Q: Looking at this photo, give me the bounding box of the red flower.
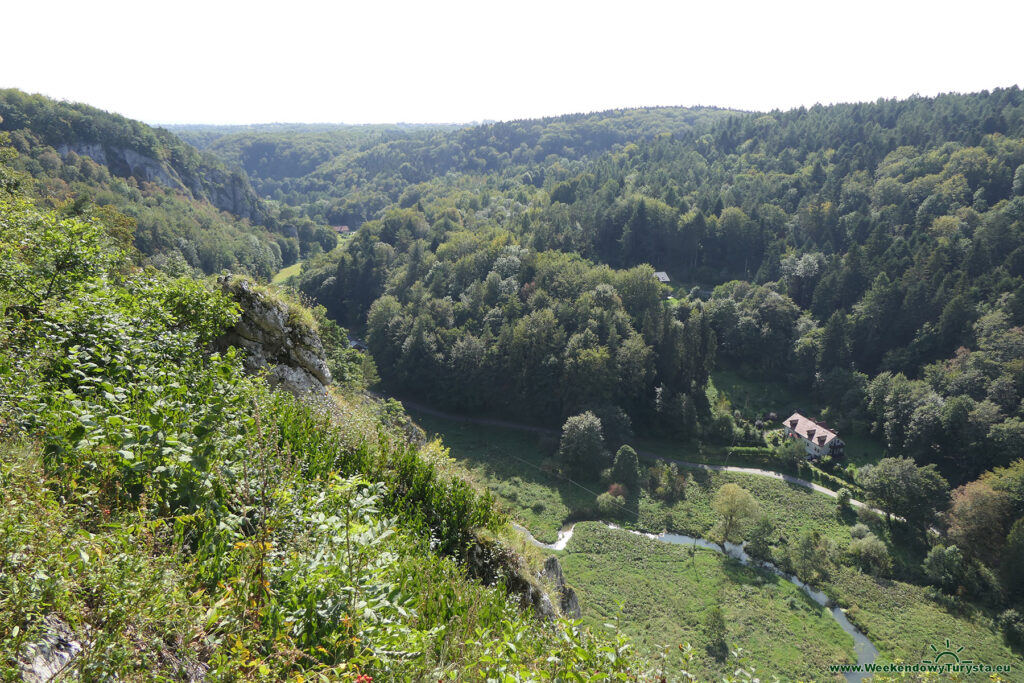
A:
[355,675,373,683]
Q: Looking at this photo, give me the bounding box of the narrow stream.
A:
[516,521,879,682]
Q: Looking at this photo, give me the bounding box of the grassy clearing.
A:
[824,567,1024,673]
[414,410,873,553]
[411,411,594,544]
[559,522,856,681]
[270,260,303,284]
[412,412,833,550]
[711,368,817,419]
[636,434,773,468]
[634,470,858,549]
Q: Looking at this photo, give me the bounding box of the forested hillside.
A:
[192,88,1024,486]
[173,107,736,228]
[0,90,338,278]
[6,86,1024,679]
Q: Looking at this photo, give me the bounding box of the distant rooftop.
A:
[782,412,840,446]
[654,271,670,283]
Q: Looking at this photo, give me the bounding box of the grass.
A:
[559,522,857,681]
[413,410,863,548]
[824,567,1024,673]
[711,368,816,419]
[634,470,858,549]
[411,411,592,544]
[840,431,888,469]
[413,409,1024,679]
[270,260,303,284]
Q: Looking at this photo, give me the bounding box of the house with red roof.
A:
[781,412,845,459]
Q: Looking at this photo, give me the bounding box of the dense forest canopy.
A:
[203,88,1024,487]
[172,107,738,228]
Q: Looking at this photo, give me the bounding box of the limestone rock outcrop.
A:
[541,556,582,619]
[467,531,581,621]
[216,276,331,397]
[55,143,266,223]
[19,615,82,683]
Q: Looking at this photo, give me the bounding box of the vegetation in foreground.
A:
[0,138,699,681]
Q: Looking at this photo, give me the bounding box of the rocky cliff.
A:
[215,276,331,397]
[55,141,266,223]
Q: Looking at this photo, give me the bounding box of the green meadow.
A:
[415,410,1023,678]
[271,260,303,284]
[559,522,855,681]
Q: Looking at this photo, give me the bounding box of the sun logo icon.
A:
[922,639,973,665]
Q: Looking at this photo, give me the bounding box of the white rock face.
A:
[57,142,185,190]
[19,615,82,683]
[55,143,266,222]
[216,276,331,397]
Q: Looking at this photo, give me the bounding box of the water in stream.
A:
[517,521,879,682]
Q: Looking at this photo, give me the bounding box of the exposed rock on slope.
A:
[18,615,82,683]
[541,555,582,619]
[468,531,581,620]
[53,141,265,222]
[55,142,182,190]
[216,275,331,397]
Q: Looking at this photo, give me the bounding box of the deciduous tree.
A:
[712,483,759,549]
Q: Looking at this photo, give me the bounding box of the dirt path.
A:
[402,398,884,514]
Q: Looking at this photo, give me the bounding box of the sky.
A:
[4,0,1023,126]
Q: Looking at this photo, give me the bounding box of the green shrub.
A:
[836,487,852,511]
[998,609,1024,648]
[596,491,626,517]
[848,533,891,576]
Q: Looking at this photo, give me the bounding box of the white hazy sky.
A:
[4,0,1022,125]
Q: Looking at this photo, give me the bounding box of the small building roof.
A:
[654,271,671,283]
[782,412,840,446]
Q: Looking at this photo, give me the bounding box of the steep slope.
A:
[0,90,338,279]
[0,133,674,681]
[0,89,265,221]
[286,88,1024,482]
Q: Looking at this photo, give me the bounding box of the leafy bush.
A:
[998,609,1024,648]
[646,459,687,502]
[558,411,607,478]
[923,545,967,593]
[848,533,891,576]
[836,487,852,512]
[596,491,626,517]
[607,483,627,499]
[610,444,640,496]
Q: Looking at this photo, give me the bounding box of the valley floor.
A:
[410,407,1024,681]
